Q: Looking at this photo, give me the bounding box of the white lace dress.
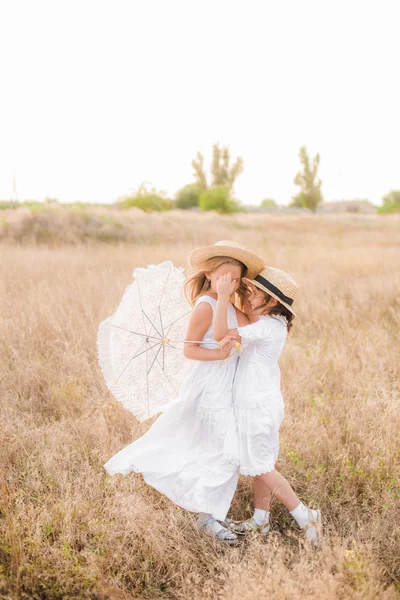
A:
[234,314,288,476]
[104,295,240,521]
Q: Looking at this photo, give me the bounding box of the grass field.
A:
[1,211,399,599]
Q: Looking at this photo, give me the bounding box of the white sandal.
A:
[199,517,239,545]
[301,509,321,543]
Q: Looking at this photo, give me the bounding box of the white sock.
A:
[197,513,223,533]
[290,502,318,528]
[253,508,270,526]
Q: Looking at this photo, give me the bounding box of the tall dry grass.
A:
[1,213,399,599]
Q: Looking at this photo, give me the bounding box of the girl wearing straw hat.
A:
[213,266,322,542]
[105,241,264,545]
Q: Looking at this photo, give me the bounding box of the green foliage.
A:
[121,195,172,212]
[0,200,19,210]
[191,143,244,192]
[22,201,47,213]
[191,152,208,191]
[119,183,172,212]
[198,186,239,213]
[210,143,244,189]
[378,190,400,214]
[175,183,202,209]
[0,200,49,212]
[261,198,277,209]
[291,146,323,212]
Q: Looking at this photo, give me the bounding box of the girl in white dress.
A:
[104,241,264,544]
[213,266,322,542]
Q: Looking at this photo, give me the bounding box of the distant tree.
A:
[210,144,244,189]
[199,186,239,213]
[191,152,208,191]
[261,198,277,209]
[291,146,323,212]
[191,143,244,192]
[378,190,400,214]
[119,183,172,212]
[175,183,202,209]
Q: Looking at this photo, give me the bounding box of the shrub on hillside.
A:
[118,184,172,212]
[175,183,202,209]
[120,195,172,212]
[0,200,19,210]
[261,198,277,209]
[378,190,400,214]
[199,186,239,213]
[0,200,49,212]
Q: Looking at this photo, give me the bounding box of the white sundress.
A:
[234,314,288,476]
[104,295,240,521]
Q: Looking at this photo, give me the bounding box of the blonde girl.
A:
[213,267,321,542]
[104,241,264,544]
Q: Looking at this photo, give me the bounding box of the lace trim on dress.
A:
[240,462,276,476]
[234,399,281,410]
[198,406,233,413]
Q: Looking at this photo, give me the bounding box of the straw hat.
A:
[243,266,299,316]
[188,240,264,279]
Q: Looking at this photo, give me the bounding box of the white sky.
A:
[0,0,399,206]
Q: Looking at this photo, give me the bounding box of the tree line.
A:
[2,144,398,213]
[120,143,400,214]
[120,143,324,213]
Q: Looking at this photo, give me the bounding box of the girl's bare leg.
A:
[256,469,301,512]
[253,476,272,511]
[228,477,271,533]
[236,471,321,541]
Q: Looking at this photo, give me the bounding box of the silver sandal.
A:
[199,518,239,545]
[225,517,270,536]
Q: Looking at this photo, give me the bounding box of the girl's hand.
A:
[218,336,236,360]
[216,273,236,299]
[243,296,258,322]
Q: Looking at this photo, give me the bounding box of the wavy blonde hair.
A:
[184,256,248,307]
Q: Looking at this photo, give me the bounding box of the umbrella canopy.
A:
[98,261,202,421]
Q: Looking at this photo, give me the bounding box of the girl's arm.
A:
[184,301,234,361]
[213,274,242,341]
[234,306,251,327]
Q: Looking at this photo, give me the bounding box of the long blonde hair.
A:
[184,256,248,307]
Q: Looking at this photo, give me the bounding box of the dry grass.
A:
[1,213,399,599]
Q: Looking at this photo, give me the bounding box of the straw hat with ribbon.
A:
[188,240,264,280]
[243,266,299,316]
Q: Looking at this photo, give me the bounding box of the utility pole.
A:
[11,171,19,203]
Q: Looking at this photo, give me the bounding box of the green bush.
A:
[261,198,277,209]
[0,200,47,212]
[120,195,171,212]
[378,191,400,214]
[175,183,202,209]
[199,186,239,213]
[0,200,19,210]
[22,201,47,213]
[118,183,172,212]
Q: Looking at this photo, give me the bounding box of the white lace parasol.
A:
[98,261,216,421]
